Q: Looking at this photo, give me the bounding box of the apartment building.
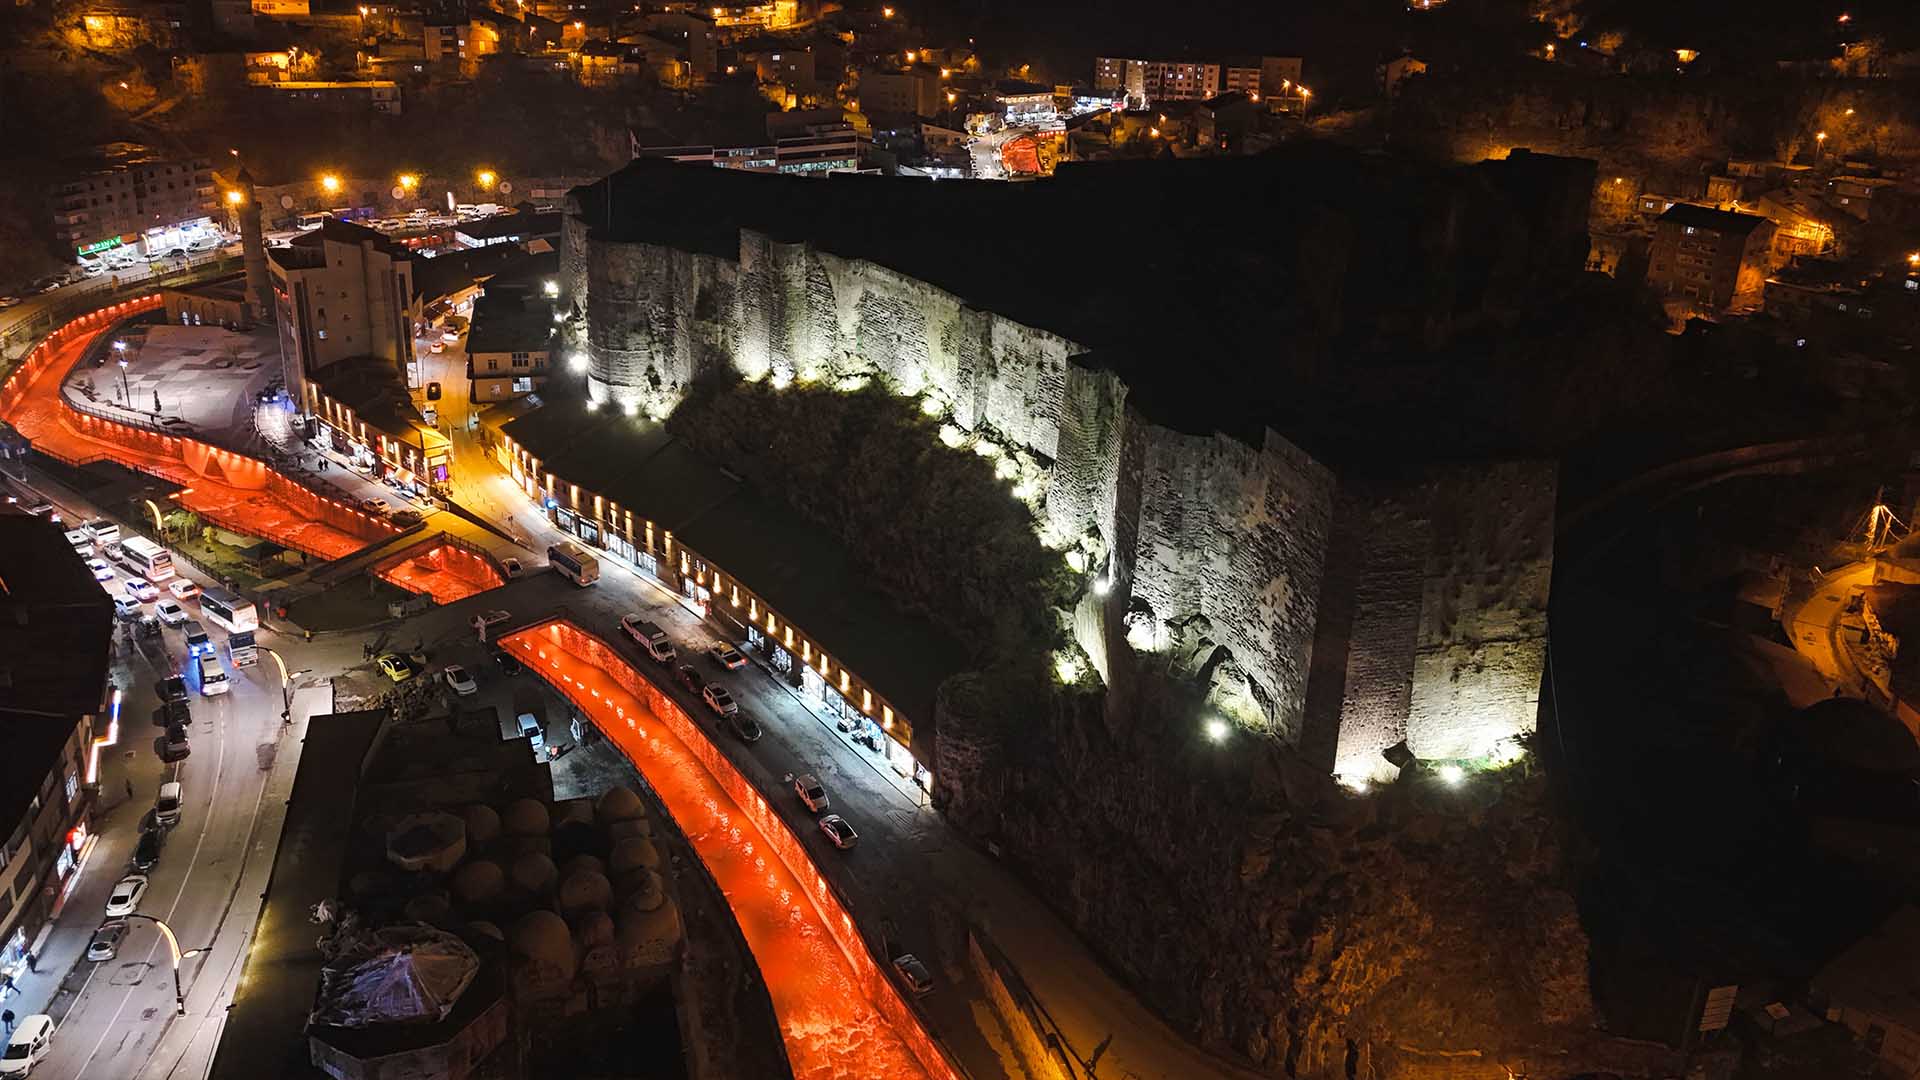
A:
[0,519,115,989]
[1094,54,1300,106]
[49,145,216,260]
[1646,203,1774,312]
[465,282,554,403]
[268,218,415,390]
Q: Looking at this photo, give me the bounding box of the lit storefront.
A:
[305,375,453,494]
[492,426,932,782]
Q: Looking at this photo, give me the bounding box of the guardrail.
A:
[512,619,968,1080]
[1,254,242,363]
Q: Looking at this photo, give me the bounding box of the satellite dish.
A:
[498,181,513,195]
[278,194,295,209]
[391,186,405,201]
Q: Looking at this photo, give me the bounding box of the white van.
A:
[81,518,119,546]
[155,781,183,827]
[0,1014,55,1075]
[198,653,229,696]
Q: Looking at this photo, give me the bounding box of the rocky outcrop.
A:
[938,663,1597,1078]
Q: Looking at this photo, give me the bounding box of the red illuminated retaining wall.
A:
[0,300,397,559]
[521,619,966,1080]
[371,532,506,604]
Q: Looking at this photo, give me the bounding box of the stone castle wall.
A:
[571,223,1552,774]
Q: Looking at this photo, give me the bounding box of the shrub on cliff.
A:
[669,376,1074,663]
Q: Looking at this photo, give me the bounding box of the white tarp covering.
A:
[311,925,479,1028]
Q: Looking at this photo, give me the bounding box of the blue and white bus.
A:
[199,586,258,634]
[548,541,600,587]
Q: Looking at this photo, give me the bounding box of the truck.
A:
[619,614,674,664]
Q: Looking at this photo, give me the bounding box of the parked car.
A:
[701,685,737,717]
[153,699,190,730]
[0,1014,55,1075]
[113,596,140,620]
[377,653,414,682]
[426,381,442,401]
[156,599,188,625]
[793,774,830,813]
[708,642,747,670]
[441,328,460,343]
[156,675,188,705]
[157,726,190,763]
[390,509,423,527]
[133,828,164,871]
[167,579,200,601]
[817,815,858,850]
[428,340,445,354]
[104,874,148,917]
[491,648,524,676]
[86,557,114,581]
[675,665,704,694]
[726,711,763,742]
[516,712,547,759]
[86,921,127,962]
[891,953,934,996]
[501,557,523,579]
[123,577,158,602]
[136,615,162,639]
[361,496,390,514]
[442,665,477,696]
[64,528,92,553]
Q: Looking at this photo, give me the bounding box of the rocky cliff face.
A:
[937,663,1599,1079]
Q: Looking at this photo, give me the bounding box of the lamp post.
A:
[121,914,208,1015]
[112,340,130,405]
[142,498,166,542]
[262,647,308,723]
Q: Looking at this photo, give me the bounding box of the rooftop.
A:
[411,246,555,305]
[569,144,1598,465]
[1656,202,1771,235]
[454,209,561,243]
[0,517,114,721]
[465,288,554,355]
[310,358,436,444]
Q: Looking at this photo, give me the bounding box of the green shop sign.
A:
[76,235,128,256]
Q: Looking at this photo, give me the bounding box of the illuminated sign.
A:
[76,235,128,256]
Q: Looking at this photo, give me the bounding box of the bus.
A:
[548,541,600,587]
[200,586,258,634]
[120,536,175,582]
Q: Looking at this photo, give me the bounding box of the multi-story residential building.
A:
[1646,203,1774,312]
[263,80,403,114]
[633,113,859,175]
[860,66,943,117]
[640,11,714,79]
[1095,54,1302,106]
[0,519,116,988]
[49,145,216,261]
[423,17,465,66]
[267,219,415,392]
[73,0,187,49]
[465,282,554,403]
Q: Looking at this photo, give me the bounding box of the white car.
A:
[442,665,477,696]
[361,496,390,514]
[155,599,188,626]
[104,874,148,917]
[87,558,114,581]
[817,815,858,850]
[123,577,158,602]
[64,529,92,553]
[794,774,830,813]
[167,579,200,601]
[701,684,737,717]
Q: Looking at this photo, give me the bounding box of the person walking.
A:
[124,777,134,802]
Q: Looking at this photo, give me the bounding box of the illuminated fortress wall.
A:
[573,223,1552,778]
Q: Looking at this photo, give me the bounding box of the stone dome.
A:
[558,869,613,916]
[553,799,594,830]
[462,804,501,849]
[508,910,576,981]
[403,893,451,924]
[616,899,683,966]
[501,798,549,837]
[561,854,606,880]
[465,920,504,941]
[616,868,666,912]
[449,860,505,906]
[609,837,661,876]
[509,852,557,896]
[594,786,646,823]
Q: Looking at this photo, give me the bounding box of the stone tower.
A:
[235,168,272,324]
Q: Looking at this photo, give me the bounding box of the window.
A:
[64,772,76,804]
[487,357,498,371]
[1684,226,1696,235]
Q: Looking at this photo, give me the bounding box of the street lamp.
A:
[476,169,497,190]
[142,498,165,541]
[397,173,419,194]
[113,341,131,405]
[120,914,208,1015]
[320,174,342,195]
[262,647,306,723]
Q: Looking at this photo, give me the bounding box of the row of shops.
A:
[302,372,452,499]
[520,442,934,791]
